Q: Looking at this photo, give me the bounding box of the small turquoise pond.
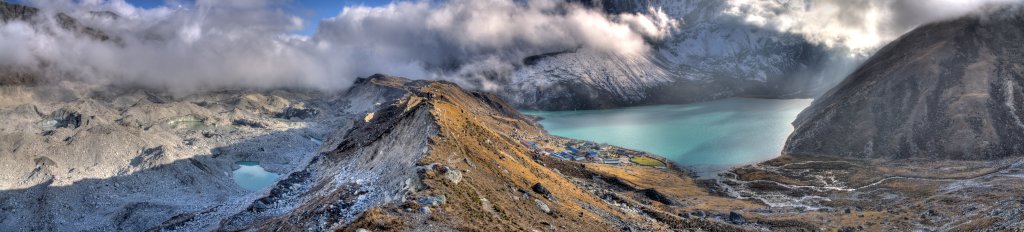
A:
[523,98,812,176]
[232,161,280,191]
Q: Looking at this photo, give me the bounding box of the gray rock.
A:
[418,195,447,207]
[130,146,165,166]
[480,198,494,213]
[403,177,424,195]
[463,157,477,169]
[531,183,550,195]
[275,107,318,120]
[534,199,551,214]
[231,119,266,128]
[728,211,746,224]
[638,188,673,205]
[252,200,270,210]
[443,167,462,185]
[39,109,82,132]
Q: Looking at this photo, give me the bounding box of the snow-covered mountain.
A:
[502,49,676,110]
[504,0,857,110]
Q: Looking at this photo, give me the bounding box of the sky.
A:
[12,0,397,35]
[153,0,398,35]
[290,0,393,35]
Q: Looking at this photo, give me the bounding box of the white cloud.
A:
[8,0,1011,94]
[725,0,1023,55]
[0,0,679,93]
[314,0,681,90]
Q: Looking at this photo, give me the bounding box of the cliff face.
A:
[784,8,1024,160]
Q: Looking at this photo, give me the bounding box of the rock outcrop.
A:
[784,7,1024,160]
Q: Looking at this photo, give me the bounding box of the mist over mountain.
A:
[0,0,678,95]
[504,0,1024,109]
[716,0,1022,55]
[2,0,1020,106]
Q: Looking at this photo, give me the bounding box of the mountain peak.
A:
[784,9,1024,160]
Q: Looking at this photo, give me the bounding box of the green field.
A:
[629,157,666,167]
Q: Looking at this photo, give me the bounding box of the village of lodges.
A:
[516,134,668,168]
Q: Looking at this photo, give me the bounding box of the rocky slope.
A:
[0,72,781,231]
[6,72,1023,231]
[218,75,772,231]
[216,74,1024,231]
[784,7,1024,160]
[504,0,851,110]
[0,80,356,231]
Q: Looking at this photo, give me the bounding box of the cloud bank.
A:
[725,0,1023,55]
[1,0,1020,94]
[0,0,677,93]
[2,0,327,94]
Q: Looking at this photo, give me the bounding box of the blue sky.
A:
[13,0,396,35]
[150,0,397,35]
[288,0,395,35]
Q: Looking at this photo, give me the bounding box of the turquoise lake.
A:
[524,98,813,176]
[232,161,280,191]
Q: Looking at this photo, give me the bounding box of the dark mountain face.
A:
[1,1,37,22]
[784,7,1024,160]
